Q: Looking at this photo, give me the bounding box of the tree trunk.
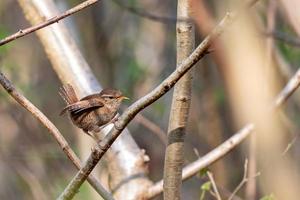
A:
[163,0,194,199]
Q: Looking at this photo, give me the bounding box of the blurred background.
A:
[0,0,300,199]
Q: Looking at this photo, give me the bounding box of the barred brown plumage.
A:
[59,84,128,137]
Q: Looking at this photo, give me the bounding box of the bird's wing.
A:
[60,99,104,116]
[80,94,101,101]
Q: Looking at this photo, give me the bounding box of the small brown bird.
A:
[59,84,128,136]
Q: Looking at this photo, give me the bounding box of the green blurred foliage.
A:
[276,23,300,67]
[200,181,211,191]
[213,87,226,106]
[277,40,300,66]
[199,168,209,178]
[259,194,275,200]
[199,181,212,200]
[75,182,95,200]
[0,26,11,54]
[124,58,146,93]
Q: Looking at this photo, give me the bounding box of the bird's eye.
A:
[102,95,115,99]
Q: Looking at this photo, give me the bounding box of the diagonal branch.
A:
[0,0,100,46]
[146,67,300,199]
[134,114,167,145]
[207,171,222,200]
[0,72,114,200]
[265,31,300,48]
[57,1,260,199]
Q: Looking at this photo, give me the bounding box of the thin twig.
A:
[274,69,300,107]
[147,124,254,198]
[282,135,298,156]
[229,160,248,200]
[229,159,260,200]
[57,1,262,199]
[112,0,186,23]
[246,136,257,200]
[209,191,218,199]
[146,68,300,199]
[0,0,100,46]
[0,72,114,200]
[265,31,300,48]
[207,171,222,200]
[134,114,167,145]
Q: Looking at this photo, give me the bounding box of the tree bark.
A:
[163,0,194,199]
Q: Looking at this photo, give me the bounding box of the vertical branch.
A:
[246,133,257,200]
[207,171,222,200]
[163,0,194,199]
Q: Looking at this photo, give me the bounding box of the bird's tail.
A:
[59,84,79,105]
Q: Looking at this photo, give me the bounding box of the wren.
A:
[59,84,128,136]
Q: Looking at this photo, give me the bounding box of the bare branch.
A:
[228,160,249,200]
[265,31,300,48]
[0,72,114,200]
[246,136,257,200]
[282,135,298,156]
[146,66,300,199]
[134,114,167,145]
[112,0,183,23]
[57,9,237,200]
[274,70,300,107]
[207,171,222,200]
[0,0,100,46]
[57,0,263,198]
[163,0,194,199]
[147,124,255,199]
[229,159,260,200]
[112,0,259,24]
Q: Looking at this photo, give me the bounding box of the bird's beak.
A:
[119,96,129,100]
